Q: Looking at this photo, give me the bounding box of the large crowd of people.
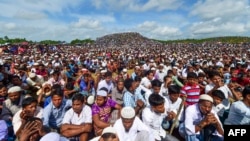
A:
[0,32,250,141]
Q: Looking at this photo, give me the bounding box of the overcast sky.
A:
[0,0,250,42]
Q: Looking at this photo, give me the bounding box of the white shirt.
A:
[142,107,167,140]
[113,117,154,141]
[140,77,151,90]
[97,80,114,93]
[13,106,43,134]
[62,105,92,125]
[213,103,227,117]
[166,97,183,120]
[26,75,44,88]
[205,83,232,109]
[184,104,223,136]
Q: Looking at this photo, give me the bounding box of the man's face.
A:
[211,75,222,85]
[72,100,84,114]
[152,103,165,114]
[8,92,20,103]
[199,100,213,115]
[153,86,161,94]
[169,93,179,103]
[95,96,107,107]
[0,87,7,97]
[117,81,124,91]
[122,118,134,132]
[52,95,63,108]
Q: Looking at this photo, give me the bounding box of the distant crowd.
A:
[0,34,250,141]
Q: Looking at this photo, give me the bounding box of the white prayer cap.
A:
[159,63,164,66]
[102,126,117,135]
[151,67,156,71]
[40,132,60,141]
[199,94,213,103]
[33,62,39,66]
[54,55,59,58]
[101,70,107,73]
[8,86,22,93]
[87,95,95,105]
[121,107,135,119]
[123,68,127,72]
[97,90,107,97]
[29,73,36,78]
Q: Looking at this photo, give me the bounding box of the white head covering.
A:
[8,86,22,93]
[121,107,135,119]
[199,94,213,103]
[29,73,36,78]
[102,126,117,135]
[97,90,107,97]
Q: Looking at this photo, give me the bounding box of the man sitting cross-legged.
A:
[60,94,92,141]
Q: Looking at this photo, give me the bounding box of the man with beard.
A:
[1,86,28,121]
[113,107,154,141]
[183,94,224,141]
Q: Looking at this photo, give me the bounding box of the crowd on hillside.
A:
[0,34,250,141]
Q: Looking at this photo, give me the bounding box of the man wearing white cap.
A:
[181,94,224,141]
[92,90,121,136]
[89,126,119,141]
[113,107,154,141]
[1,86,28,121]
[26,73,44,90]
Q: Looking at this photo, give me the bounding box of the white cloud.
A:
[136,21,181,39]
[190,0,250,20]
[4,23,16,30]
[71,18,102,29]
[92,0,183,12]
[190,18,246,37]
[14,10,47,20]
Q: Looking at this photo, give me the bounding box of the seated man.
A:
[61,94,92,141]
[113,107,154,141]
[1,86,27,122]
[92,90,121,136]
[182,94,224,141]
[43,89,72,132]
[123,78,145,115]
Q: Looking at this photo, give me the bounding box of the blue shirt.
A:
[123,90,146,108]
[224,100,250,125]
[43,99,72,129]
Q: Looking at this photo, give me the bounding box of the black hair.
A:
[242,86,250,98]
[105,71,112,77]
[211,90,225,100]
[148,94,165,107]
[168,85,181,94]
[187,72,198,79]
[22,97,38,108]
[99,87,109,93]
[0,84,6,89]
[151,79,162,88]
[101,133,117,141]
[72,93,85,103]
[208,71,221,79]
[163,75,171,82]
[51,85,64,98]
[134,76,141,82]
[198,72,206,77]
[124,78,134,90]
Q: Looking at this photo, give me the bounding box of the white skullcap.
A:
[101,70,107,73]
[123,68,127,72]
[121,107,135,119]
[29,73,36,78]
[97,90,107,97]
[54,55,59,58]
[159,63,164,66]
[8,86,22,93]
[40,132,68,141]
[87,95,95,105]
[102,126,117,135]
[151,67,156,70]
[33,63,39,66]
[199,94,213,103]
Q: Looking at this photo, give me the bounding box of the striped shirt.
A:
[181,84,201,106]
